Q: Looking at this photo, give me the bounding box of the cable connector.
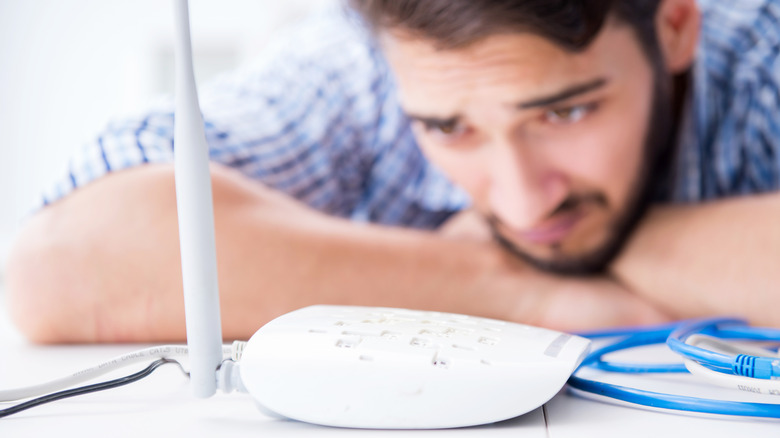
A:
[732,355,778,380]
[215,359,247,394]
[230,341,247,362]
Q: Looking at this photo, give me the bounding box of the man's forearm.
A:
[611,193,780,326]
[4,164,533,343]
[6,163,674,344]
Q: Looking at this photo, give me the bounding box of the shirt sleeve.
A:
[42,12,384,219]
[41,106,176,207]
[41,11,468,228]
[673,0,780,202]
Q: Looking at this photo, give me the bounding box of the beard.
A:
[487,74,676,276]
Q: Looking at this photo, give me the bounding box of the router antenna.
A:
[172,0,223,398]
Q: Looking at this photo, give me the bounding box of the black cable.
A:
[0,358,183,419]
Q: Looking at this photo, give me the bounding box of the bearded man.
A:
[6,0,780,343]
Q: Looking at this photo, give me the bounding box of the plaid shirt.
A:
[672,0,780,201]
[44,1,780,227]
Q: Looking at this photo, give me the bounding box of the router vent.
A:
[303,309,518,369]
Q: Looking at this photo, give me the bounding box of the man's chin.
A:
[485,195,652,277]
[489,229,619,277]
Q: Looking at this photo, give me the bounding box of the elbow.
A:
[4,209,97,344]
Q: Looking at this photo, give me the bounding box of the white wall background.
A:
[0,0,337,281]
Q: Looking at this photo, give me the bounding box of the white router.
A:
[172,0,590,429]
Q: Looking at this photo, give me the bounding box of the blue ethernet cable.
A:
[570,318,780,418]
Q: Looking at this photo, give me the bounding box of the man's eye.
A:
[423,120,464,136]
[544,104,594,124]
[437,121,457,134]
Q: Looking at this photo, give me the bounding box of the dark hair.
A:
[347,0,661,57]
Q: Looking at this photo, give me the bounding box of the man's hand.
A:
[439,209,494,242]
[612,194,780,327]
[440,210,672,331]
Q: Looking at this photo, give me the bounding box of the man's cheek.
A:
[559,139,641,211]
[419,142,486,195]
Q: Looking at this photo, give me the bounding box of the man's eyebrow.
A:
[405,113,461,127]
[403,78,608,123]
[516,78,609,109]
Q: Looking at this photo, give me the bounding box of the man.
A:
[5,0,780,343]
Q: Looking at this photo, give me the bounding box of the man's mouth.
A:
[488,192,606,248]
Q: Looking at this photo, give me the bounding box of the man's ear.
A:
[656,0,701,73]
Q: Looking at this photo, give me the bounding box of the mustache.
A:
[550,192,607,216]
[487,192,607,228]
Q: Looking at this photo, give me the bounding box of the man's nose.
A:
[486,143,568,230]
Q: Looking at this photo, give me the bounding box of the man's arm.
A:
[612,193,780,326]
[4,164,668,343]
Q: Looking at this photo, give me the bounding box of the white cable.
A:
[683,334,780,397]
[686,334,779,358]
[0,344,239,402]
[684,359,780,396]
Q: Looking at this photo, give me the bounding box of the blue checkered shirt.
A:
[44,1,780,227]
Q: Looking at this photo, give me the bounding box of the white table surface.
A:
[1,296,778,437]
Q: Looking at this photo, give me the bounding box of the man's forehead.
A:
[382,30,605,115]
[382,29,569,75]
